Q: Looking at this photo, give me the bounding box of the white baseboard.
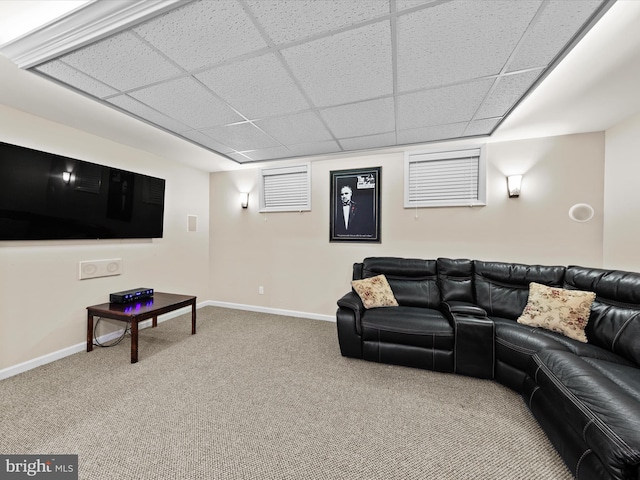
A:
[0,301,334,380]
[202,300,335,323]
[0,303,196,381]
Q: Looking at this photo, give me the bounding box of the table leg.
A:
[152,316,157,328]
[191,300,196,335]
[87,313,93,352]
[131,320,138,364]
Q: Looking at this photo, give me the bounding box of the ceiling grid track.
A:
[0,0,615,164]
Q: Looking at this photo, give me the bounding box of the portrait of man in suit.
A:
[330,167,380,242]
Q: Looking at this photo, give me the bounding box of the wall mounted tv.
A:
[0,141,165,241]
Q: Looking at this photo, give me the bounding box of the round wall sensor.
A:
[568,203,594,222]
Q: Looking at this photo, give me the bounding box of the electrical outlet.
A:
[259,286,264,295]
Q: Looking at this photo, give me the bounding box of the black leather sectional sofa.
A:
[336,257,640,480]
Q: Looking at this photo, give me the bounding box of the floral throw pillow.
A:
[517,282,596,343]
[351,275,399,309]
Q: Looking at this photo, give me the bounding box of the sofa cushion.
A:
[494,317,632,373]
[361,306,454,351]
[436,257,474,303]
[534,328,634,366]
[566,266,640,366]
[351,274,399,309]
[531,350,640,479]
[493,317,570,371]
[473,261,565,319]
[361,257,440,308]
[581,357,640,399]
[517,282,595,343]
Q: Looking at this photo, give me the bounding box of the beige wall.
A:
[0,105,211,372]
[1,104,616,373]
[210,132,605,317]
[603,112,640,271]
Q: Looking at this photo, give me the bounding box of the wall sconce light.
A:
[62,171,71,184]
[507,175,523,198]
[240,192,249,209]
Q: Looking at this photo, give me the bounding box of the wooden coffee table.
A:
[87,292,196,363]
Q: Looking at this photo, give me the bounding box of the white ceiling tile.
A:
[226,152,253,163]
[246,0,389,45]
[133,0,267,71]
[287,141,342,157]
[129,77,243,129]
[396,0,438,11]
[255,111,333,145]
[320,97,395,138]
[59,31,183,91]
[281,21,393,107]
[397,123,467,145]
[397,79,494,130]
[339,132,397,151]
[35,60,118,98]
[476,69,543,119]
[108,94,191,133]
[200,123,281,151]
[464,117,501,137]
[23,0,607,164]
[507,0,605,72]
[241,147,293,161]
[397,0,542,92]
[180,131,234,154]
[195,53,309,119]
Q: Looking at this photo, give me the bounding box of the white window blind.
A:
[259,164,311,212]
[404,147,486,208]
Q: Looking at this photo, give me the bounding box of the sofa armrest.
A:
[442,301,487,317]
[453,315,495,379]
[336,291,364,359]
[337,291,364,315]
[442,301,494,379]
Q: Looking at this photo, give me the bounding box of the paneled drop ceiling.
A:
[2,0,611,164]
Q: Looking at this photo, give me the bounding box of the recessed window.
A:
[404,146,486,208]
[259,163,311,213]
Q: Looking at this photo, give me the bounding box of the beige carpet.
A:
[0,307,573,479]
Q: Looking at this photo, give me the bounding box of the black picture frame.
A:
[330,167,381,243]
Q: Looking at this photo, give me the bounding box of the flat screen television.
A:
[0,141,165,241]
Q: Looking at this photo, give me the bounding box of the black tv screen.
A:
[0,141,165,240]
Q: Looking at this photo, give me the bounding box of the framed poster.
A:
[330,167,381,243]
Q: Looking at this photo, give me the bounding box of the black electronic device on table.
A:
[110,288,154,304]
